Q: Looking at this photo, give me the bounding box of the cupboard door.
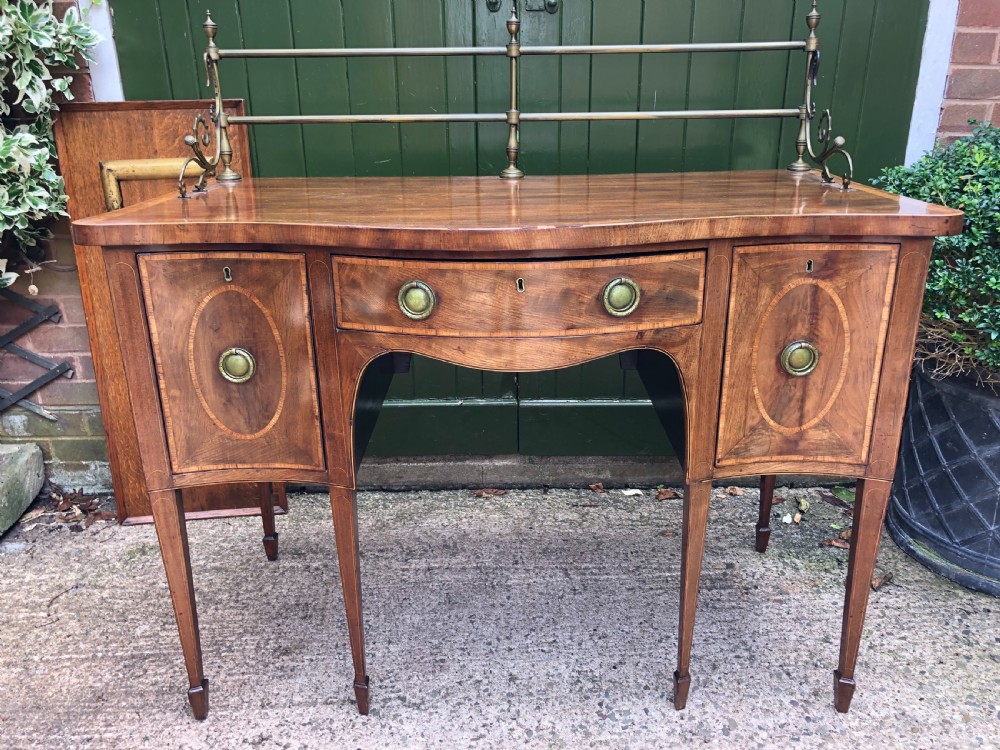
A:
[717,244,898,468]
[139,252,325,475]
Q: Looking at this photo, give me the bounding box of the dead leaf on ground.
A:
[472,488,507,498]
[725,486,745,496]
[819,537,851,549]
[839,528,852,541]
[656,488,680,501]
[589,483,607,493]
[18,508,47,524]
[658,529,677,537]
[871,572,894,591]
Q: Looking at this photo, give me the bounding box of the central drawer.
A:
[333,252,705,337]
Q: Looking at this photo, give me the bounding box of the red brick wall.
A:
[938,0,1000,143]
[0,1,103,489]
[0,231,109,490]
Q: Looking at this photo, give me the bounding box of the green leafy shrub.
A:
[1,0,99,280]
[874,123,1000,382]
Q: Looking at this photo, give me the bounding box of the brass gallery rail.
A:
[181,0,852,191]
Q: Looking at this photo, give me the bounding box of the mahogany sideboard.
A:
[72,170,962,720]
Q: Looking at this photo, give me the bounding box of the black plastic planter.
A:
[887,368,1000,596]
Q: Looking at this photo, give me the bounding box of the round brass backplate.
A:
[219,347,256,384]
[602,276,641,317]
[397,280,436,320]
[780,340,820,377]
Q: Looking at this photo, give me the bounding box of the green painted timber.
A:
[112,0,930,458]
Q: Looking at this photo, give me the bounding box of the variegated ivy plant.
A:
[1,0,98,283]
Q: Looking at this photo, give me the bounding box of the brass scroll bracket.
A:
[785,2,853,190]
[178,10,241,198]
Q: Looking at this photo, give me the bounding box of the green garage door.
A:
[110,0,929,457]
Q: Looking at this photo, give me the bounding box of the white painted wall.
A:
[905,0,959,163]
[81,0,124,102]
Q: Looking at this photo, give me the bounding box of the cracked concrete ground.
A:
[0,487,998,749]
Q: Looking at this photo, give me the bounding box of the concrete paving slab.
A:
[0,443,43,534]
[0,487,997,749]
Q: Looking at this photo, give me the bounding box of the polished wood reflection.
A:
[73,171,962,720]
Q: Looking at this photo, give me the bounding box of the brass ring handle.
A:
[219,347,256,383]
[780,340,820,377]
[602,276,641,317]
[397,280,436,320]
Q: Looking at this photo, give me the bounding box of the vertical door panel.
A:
[717,244,898,468]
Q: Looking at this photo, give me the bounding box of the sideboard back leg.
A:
[834,477,892,713]
[673,479,712,710]
[149,489,209,720]
[755,475,777,553]
[259,483,280,561]
[329,485,370,715]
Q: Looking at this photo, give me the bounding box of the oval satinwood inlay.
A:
[751,278,850,435]
[187,286,287,440]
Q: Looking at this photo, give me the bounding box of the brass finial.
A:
[508,0,520,35]
[203,11,217,41]
[807,1,820,33]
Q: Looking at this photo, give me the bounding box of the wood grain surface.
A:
[716,243,897,468]
[139,252,325,475]
[72,171,962,252]
[54,100,269,523]
[334,252,705,337]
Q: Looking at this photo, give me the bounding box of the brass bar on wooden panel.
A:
[216,41,806,60]
[521,41,807,55]
[521,109,800,122]
[228,113,506,125]
[219,47,506,58]
[101,158,204,211]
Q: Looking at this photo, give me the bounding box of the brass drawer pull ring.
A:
[602,276,641,317]
[218,347,256,383]
[397,280,436,320]
[780,340,820,377]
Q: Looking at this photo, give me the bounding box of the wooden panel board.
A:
[716,242,898,468]
[139,252,325,475]
[333,252,705,337]
[53,100,263,521]
[53,100,251,221]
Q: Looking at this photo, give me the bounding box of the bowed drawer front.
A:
[333,251,706,337]
[138,252,325,475]
[716,243,898,469]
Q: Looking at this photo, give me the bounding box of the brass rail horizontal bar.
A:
[228,109,799,127]
[219,47,506,59]
[228,113,507,125]
[521,108,800,121]
[522,41,807,54]
[217,40,806,60]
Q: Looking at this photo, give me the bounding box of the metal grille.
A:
[0,289,75,421]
